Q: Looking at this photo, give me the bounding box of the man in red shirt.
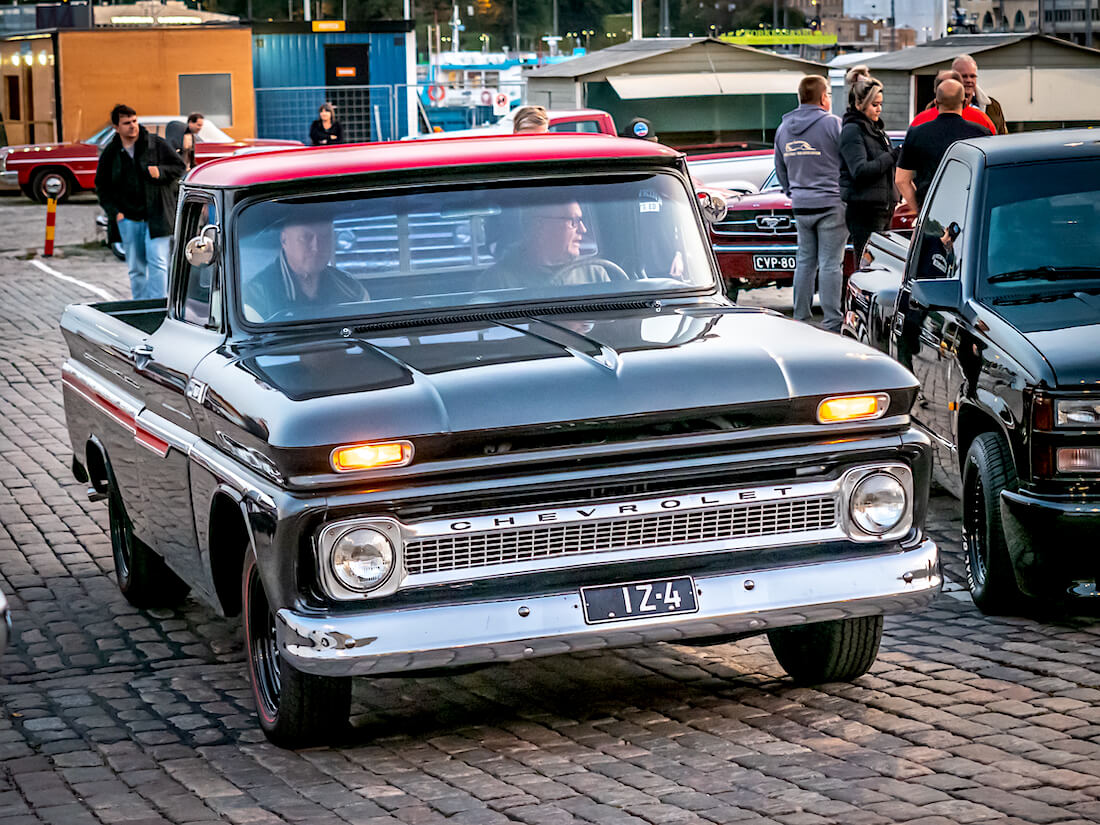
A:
[909,70,995,134]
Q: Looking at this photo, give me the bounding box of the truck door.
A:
[130,194,225,601]
[890,159,972,492]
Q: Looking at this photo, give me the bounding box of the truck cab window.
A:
[177,199,221,328]
[913,160,970,281]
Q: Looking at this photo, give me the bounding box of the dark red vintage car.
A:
[0,116,300,202]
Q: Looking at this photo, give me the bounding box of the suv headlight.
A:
[849,472,907,535]
[1056,400,1100,428]
[330,527,395,592]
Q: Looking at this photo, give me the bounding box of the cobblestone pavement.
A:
[3,202,1100,825]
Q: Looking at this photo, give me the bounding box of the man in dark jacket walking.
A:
[95,104,186,300]
[774,75,846,333]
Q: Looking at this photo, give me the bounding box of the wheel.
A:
[554,257,630,282]
[110,241,126,261]
[243,555,351,747]
[108,488,189,608]
[767,615,883,684]
[963,431,1024,613]
[30,168,74,204]
[724,281,740,302]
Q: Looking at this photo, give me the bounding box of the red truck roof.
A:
[187,134,682,188]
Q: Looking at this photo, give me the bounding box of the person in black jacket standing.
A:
[310,103,344,146]
[95,104,186,300]
[838,66,897,269]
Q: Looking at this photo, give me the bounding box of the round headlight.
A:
[850,473,907,535]
[331,528,395,592]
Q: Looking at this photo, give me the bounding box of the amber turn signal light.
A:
[331,440,413,472]
[817,394,889,424]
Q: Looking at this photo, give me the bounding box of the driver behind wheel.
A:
[244,216,367,322]
[486,200,613,290]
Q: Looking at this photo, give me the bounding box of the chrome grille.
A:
[405,496,836,575]
[712,209,798,240]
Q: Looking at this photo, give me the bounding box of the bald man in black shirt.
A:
[895,79,990,211]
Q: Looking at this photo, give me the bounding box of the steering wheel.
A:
[554,257,631,283]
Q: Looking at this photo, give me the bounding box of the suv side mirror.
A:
[910,278,961,311]
[185,223,218,267]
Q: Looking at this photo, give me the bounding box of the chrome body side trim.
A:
[279,537,940,677]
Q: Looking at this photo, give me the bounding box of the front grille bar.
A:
[405,496,836,575]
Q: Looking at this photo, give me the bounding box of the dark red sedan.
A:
[0,116,300,203]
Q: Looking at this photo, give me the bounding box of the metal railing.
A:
[254,84,398,144]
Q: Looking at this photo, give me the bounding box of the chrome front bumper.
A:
[0,171,20,190]
[278,537,939,677]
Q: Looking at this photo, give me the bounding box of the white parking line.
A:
[30,258,116,302]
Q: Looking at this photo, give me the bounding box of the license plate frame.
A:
[580,576,699,625]
[753,254,796,272]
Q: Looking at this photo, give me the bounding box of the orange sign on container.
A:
[335,67,356,78]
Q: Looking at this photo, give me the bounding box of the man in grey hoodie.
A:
[774,75,847,332]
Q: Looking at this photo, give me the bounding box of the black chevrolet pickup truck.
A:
[61,134,939,747]
[844,129,1100,614]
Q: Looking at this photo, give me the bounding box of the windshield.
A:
[84,126,115,147]
[236,173,715,325]
[980,159,1100,300]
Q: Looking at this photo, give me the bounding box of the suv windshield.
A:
[236,173,714,325]
[980,159,1100,299]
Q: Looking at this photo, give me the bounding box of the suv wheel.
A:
[767,615,883,684]
[243,555,351,747]
[963,431,1024,614]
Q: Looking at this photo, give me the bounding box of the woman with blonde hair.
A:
[512,105,550,134]
[838,66,897,266]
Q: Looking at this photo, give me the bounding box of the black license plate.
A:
[753,254,796,271]
[581,576,698,625]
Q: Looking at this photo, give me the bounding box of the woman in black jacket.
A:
[839,66,897,267]
[309,102,344,146]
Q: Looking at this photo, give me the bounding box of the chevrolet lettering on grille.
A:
[442,483,803,533]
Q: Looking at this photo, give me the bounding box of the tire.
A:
[243,555,351,748]
[108,489,190,608]
[110,241,126,261]
[963,431,1023,614]
[725,281,740,302]
[767,615,883,684]
[30,168,75,204]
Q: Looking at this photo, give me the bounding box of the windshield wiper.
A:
[988,266,1100,283]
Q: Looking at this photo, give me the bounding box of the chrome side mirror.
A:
[185,223,219,267]
[696,190,730,224]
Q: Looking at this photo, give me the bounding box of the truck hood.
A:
[228,305,914,449]
[991,292,1100,386]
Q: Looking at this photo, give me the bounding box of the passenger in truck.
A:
[243,215,367,321]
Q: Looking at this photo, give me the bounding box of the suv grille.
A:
[404,496,836,575]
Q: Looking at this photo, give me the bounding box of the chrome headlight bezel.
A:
[841,465,913,542]
[316,517,404,600]
[1055,399,1100,428]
